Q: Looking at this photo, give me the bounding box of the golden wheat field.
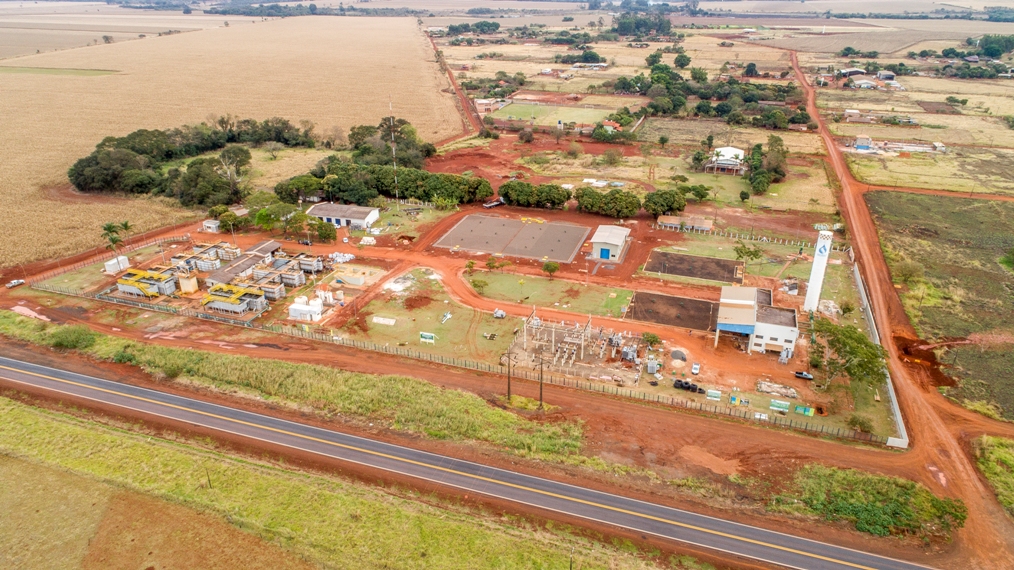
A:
[0,16,461,269]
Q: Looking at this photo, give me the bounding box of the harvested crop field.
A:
[627,292,718,332]
[644,251,745,284]
[847,148,1014,196]
[638,118,825,155]
[748,29,966,54]
[0,16,460,269]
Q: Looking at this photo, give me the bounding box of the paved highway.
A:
[0,356,935,570]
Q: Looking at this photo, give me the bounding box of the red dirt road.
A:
[792,51,1014,568]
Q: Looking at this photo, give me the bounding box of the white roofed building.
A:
[306,203,380,229]
[704,147,748,176]
[589,225,631,262]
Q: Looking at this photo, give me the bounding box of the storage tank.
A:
[294,295,308,305]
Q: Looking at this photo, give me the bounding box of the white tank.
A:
[803,231,834,313]
[294,295,308,305]
[309,298,323,310]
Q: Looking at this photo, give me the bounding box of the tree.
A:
[518,130,534,143]
[690,67,708,83]
[894,260,924,284]
[643,188,686,217]
[641,332,661,348]
[218,211,241,232]
[645,50,663,67]
[105,233,123,254]
[813,318,887,401]
[733,240,763,265]
[276,174,323,204]
[497,260,513,273]
[471,279,489,295]
[118,220,133,244]
[744,62,759,77]
[208,205,229,219]
[283,211,310,237]
[264,141,285,159]
[702,135,714,150]
[658,135,669,148]
[542,261,560,280]
[551,127,565,143]
[691,150,708,171]
[465,260,476,275]
[739,190,750,202]
[101,222,120,241]
[486,257,498,272]
[601,148,623,166]
[102,35,113,44]
[674,53,691,69]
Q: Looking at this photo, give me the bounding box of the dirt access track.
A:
[788,50,1014,568]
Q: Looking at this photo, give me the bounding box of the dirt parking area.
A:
[644,251,744,284]
[627,292,718,332]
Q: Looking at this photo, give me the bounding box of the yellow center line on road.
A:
[0,363,878,570]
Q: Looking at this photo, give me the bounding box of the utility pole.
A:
[389,99,400,210]
[503,344,513,402]
[538,349,545,410]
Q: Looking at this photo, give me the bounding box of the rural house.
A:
[876,70,896,80]
[839,68,866,78]
[589,225,630,261]
[854,135,872,150]
[306,203,380,229]
[704,147,747,176]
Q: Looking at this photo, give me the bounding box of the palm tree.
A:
[118,221,133,244]
[101,222,120,241]
[105,234,123,255]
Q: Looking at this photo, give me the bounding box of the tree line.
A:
[68,116,315,207]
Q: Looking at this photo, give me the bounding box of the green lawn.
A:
[473,272,632,318]
[975,436,1014,519]
[350,203,454,240]
[0,397,662,570]
[490,103,612,126]
[346,269,521,361]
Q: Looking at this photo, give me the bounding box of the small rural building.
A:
[876,70,896,80]
[714,286,798,357]
[202,219,221,233]
[855,135,872,150]
[288,296,323,322]
[964,55,979,63]
[853,79,878,89]
[103,255,130,274]
[116,268,177,298]
[704,147,747,176]
[656,215,713,231]
[474,98,507,114]
[306,203,380,229]
[589,225,631,261]
[839,68,866,77]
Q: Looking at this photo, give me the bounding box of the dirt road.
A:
[792,51,1014,568]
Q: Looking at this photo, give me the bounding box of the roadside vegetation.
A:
[0,397,663,570]
[974,436,1014,519]
[0,312,598,469]
[771,465,966,540]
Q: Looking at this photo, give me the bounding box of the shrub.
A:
[846,414,874,433]
[47,325,97,350]
[518,130,534,143]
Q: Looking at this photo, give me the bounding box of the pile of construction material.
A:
[328,252,356,264]
[756,381,799,399]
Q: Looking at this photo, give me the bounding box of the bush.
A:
[780,465,966,539]
[846,414,874,433]
[518,130,534,143]
[47,325,97,350]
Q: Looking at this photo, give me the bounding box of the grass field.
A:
[39,244,165,293]
[865,192,1014,418]
[490,102,612,126]
[0,397,662,570]
[0,457,309,570]
[847,149,1014,196]
[638,118,826,155]
[346,269,521,362]
[831,115,1014,148]
[0,16,458,269]
[474,271,633,317]
[975,436,1014,519]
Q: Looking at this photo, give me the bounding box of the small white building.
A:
[202,219,220,233]
[853,79,878,89]
[714,286,798,358]
[306,203,380,229]
[589,225,630,261]
[704,147,747,176]
[288,295,323,322]
[876,70,896,80]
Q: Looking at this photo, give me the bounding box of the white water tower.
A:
[803,231,834,313]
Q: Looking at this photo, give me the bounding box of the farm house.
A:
[589,225,630,261]
[307,203,380,229]
[704,147,748,176]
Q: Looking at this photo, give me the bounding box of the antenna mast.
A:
[389,98,400,210]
